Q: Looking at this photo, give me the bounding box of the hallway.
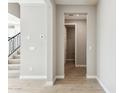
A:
[65,62,86,80]
[7,0,116,93]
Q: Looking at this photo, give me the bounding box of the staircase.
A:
[8,49,20,78]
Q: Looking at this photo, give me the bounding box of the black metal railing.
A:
[8,32,21,56]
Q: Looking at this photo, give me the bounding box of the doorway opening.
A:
[64,13,87,81]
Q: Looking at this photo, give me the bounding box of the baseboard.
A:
[65,59,75,61]
[75,65,87,67]
[86,75,97,79]
[44,76,57,86]
[56,75,64,79]
[45,81,54,86]
[20,75,47,79]
[45,76,64,86]
[96,77,110,93]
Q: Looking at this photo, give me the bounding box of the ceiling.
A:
[55,0,98,5]
[65,13,87,20]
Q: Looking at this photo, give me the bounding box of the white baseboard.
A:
[86,75,97,79]
[96,77,110,93]
[75,65,86,67]
[45,76,64,86]
[56,75,64,79]
[20,76,47,79]
[65,59,75,61]
[45,81,54,86]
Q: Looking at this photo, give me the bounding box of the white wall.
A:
[20,3,47,78]
[97,0,116,93]
[56,5,96,77]
[65,20,86,66]
[8,3,20,37]
[8,13,20,37]
[51,0,56,83]
[46,0,56,83]
[20,0,56,84]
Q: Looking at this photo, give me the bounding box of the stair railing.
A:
[8,32,21,56]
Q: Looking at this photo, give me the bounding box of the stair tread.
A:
[8,64,20,70]
[8,49,20,78]
[8,64,20,66]
[8,60,20,64]
[9,58,20,60]
[8,70,19,73]
[8,71,20,78]
[13,55,20,59]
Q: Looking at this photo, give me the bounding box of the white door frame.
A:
[64,23,78,67]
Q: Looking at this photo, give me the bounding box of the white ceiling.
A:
[65,13,87,20]
[55,0,98,5]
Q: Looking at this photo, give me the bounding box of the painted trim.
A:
[20,76,47,79]
[75,65,87,67]
[86,75,97,79]
[45,81,54,86]
[20,0,45,4]
[56,75,64,79]
[96,77,110,93]
[65,19,87,21]
[65,23,76,26]
[65,59,75,61]
[45,77,56,86]
[55,0,97,5]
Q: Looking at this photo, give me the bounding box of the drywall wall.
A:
[56,5,96,77]
[65,20,86,66]
[46,0,56,83]
[20,0,56,83]
[51,0,56,82]
[97,0,116,93]
[8,13,20,37]
[20,3,47,78]
[8,3,20,18]
[65,26,75,61]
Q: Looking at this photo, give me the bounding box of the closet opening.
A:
[64,13,87,81]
